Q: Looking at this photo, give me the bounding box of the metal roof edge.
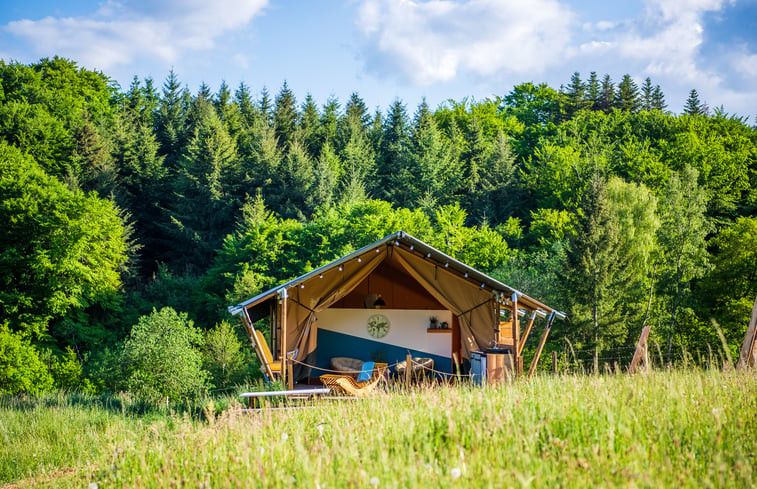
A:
[228,230,565,319]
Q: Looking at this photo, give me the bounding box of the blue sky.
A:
[1,0,756,118]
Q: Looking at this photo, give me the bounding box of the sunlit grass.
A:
[2,370,756,488]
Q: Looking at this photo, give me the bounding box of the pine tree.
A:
[562,71,591,119]
[562,173,626,348]
[651,85,667,111]
[155,69,187,168]
[683,89,705,116]
[641,77,654,111]
[376,99,410,199]
[614,74,641,112]
[586,71,601,110]
[318,97,340,153]
[299,93,320,158]
[599,74,614,113]
[277,139,315,219]
[311,141,340,210]
[258,86,273,127]
[273,81,298,152]
[167,103,240,272]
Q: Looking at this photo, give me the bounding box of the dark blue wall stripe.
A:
[314,328,452,376]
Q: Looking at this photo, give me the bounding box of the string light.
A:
[410,245,414,250]
[480,283,485,288]
[426,253,432,258]
[319,274,323,278]
[338,266,343,271]
[357,257,362,262]
[444,262,449,268]
[464,272,468,278]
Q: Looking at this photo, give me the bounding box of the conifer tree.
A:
[299,93,321,158]
[167,101,240,272]
[614,74,641,112]
[377,99,410,199]
[683,89,705,116]
[598,75,614,113]
[311,141,340,210]
[651,85,667,111]
[641,77,654,111]
[562,71,591,119]
[273,81,298,152]
[586,71,601,110]
[155,69,187,168]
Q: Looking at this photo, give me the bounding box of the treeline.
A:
[1,57,755,397]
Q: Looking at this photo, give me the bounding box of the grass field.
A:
[1,369,756,488]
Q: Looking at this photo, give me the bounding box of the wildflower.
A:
[370,476,380,486]
[281,433,289,441]
[450,468,461,479]
[88,483,99,489]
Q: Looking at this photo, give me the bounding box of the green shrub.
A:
[204,320,245,389]
[51,347,95,393]
[0,325,54,394]
[121,307,209,401]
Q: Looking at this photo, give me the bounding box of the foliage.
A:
[203,320,246,389]
[120,307,209,401]
[0,142,127,338]
[0,325,54,395]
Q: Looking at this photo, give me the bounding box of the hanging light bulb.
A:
[410,244,414,250]
[357,257,362,262]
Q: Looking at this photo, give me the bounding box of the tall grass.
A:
[2,370,756,488]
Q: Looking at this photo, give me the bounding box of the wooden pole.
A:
[528,314,556,379]
[280,289,288,386]
[517,310,537,357]
[287,361,294,390]
[511,293,520,376]
[736,296,757,371]
[405,354,412,386]
[552,351,558,373]
[629,326,652,374]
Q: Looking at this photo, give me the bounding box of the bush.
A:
[50,347,95,393]
[204,321,245,389]
[121,307,209,402]
[0,325,54,394]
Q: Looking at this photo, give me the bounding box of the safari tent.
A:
[228,231,564,385]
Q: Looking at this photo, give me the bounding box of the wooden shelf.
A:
[427,328,452,333]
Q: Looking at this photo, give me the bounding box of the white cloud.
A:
[356,0,575,85]
[4,0,268,70]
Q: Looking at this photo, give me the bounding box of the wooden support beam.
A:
[280,289,288,387]
[528,313,556,379]
[517,310,538,357]
[628,326,652,374]
[511,294,520,376]
[736,296,757,371]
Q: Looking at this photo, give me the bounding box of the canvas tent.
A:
[228,231,564,384]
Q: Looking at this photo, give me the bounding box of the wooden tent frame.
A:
[229,232,565,386]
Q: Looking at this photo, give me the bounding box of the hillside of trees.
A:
[1,57,755,397]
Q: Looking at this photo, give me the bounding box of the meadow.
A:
[1,369,755,488]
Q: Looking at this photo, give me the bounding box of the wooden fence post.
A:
[736,296,757,371]
[629,326,652,374]
[552,351,558,373]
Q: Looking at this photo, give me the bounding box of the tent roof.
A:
[228,231,565,319]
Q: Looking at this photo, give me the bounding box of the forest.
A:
[1,57,755,399]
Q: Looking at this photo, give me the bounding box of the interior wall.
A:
[315,308,454,373]
[333,262,444,310]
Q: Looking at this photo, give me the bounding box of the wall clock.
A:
[367,314,390,339]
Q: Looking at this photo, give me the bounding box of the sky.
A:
[1,0,756,118]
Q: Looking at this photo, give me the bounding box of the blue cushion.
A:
[356,361,375,382]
